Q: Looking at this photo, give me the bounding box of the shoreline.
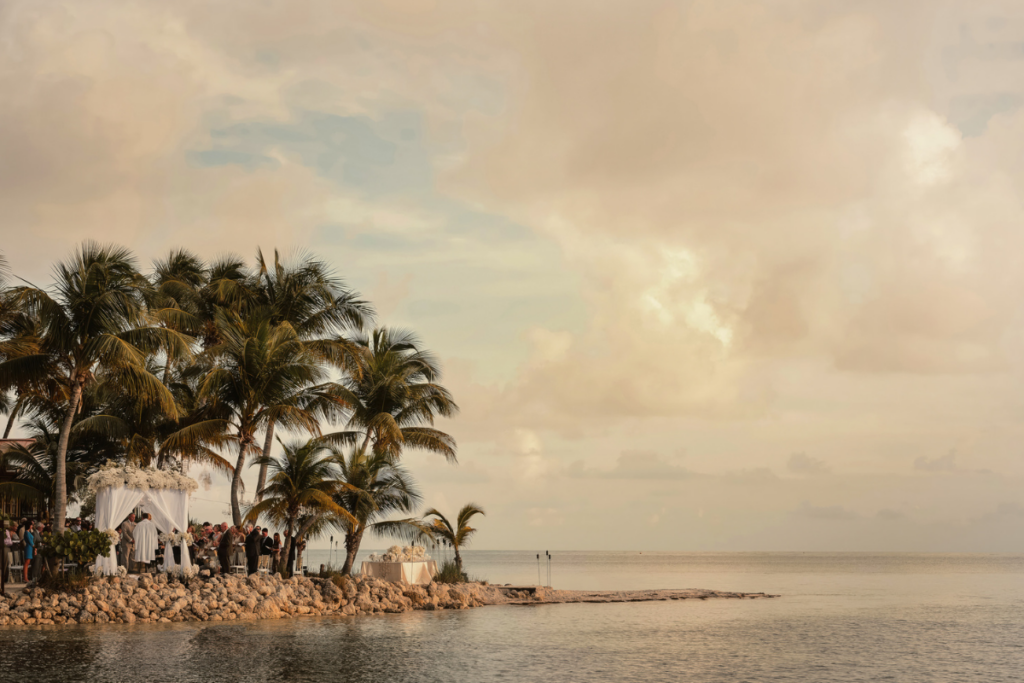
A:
[0,572,778,628]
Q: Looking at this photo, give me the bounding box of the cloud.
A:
[794,502,860,521]
[567,451,694,481]
[914,452,959,472]
[787,453,832,475]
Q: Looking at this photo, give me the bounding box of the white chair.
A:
[231,564,247,575]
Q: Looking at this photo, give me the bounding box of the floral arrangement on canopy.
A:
[86,461,199,493]
[367,545,430,563]
[103,528,121,547]
[159,531,195,546]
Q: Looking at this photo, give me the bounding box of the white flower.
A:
[86,461,199,494]
[117,566,128,578]
[104,528,121,547]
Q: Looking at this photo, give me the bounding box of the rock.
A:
[94,611,110,624]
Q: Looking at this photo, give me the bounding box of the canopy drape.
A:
[93,485,193,575]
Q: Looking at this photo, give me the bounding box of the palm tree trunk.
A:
[280,531,293,577]
[454,546,463,575]
[295,537,305,576]
[230,437,247,527]
[255,421,275,502]
[341,527,364,575]
[54,381,83,534]
[3,394,23,438]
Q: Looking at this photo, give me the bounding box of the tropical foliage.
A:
[418,503,485,575]
[0,244,480,577]
[331,447,421,575]
[41,528,113,568]
[243,438,357,577]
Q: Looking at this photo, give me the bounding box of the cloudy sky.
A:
[5,0,1024,551]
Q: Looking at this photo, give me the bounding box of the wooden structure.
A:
[0,439,40,520]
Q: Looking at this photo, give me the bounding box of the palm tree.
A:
[72,361,235,474]
[0,243,190,532]
[250,248,372,501]
[332,447,421,575]
[420,503,485,576]
[324,328,459,463]
[0,417,90,518]
[244,438,357,576]
[192,309,328,525]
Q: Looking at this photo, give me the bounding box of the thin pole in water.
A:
[546,551,551,587]
[537,553,541,585]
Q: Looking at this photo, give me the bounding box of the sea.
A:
[1,551,1021,682]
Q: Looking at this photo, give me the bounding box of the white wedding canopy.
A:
[88,464,198,576]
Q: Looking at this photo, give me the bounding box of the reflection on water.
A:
[1,553,1022,682]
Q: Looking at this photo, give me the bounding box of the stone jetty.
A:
[0,572,777,627]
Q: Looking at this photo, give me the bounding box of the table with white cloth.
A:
[360,560,437,584]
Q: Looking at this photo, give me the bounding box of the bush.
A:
[41,529,113,569]
[434,560,469,584]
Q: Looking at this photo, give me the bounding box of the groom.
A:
[118,513,136,570]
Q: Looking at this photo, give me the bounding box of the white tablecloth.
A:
[360,560,437,584]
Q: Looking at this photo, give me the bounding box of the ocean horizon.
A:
[4,551,1020,682]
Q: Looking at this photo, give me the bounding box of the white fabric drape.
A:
[94,486,145,576]
[141,488,192,573]
[92,486,192,575]
[360,560,437,585]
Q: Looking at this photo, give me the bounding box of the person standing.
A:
[119,513,136,569]
[30,522,44,582]
[133,513,159,569]
[22,523,34,583]
[244,525,261,575]
[259,528,273,571]
[216,522,232,574]
[271,533,283,571]
[3,523,13,583]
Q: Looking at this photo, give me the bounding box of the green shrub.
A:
[41,529,113,569]
[434,560,469,584]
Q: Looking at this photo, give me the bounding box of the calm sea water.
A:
[1,551,1022,682]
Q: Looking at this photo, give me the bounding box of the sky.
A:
[4,0,1024,551]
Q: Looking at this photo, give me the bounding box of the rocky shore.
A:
[0,572,777,627]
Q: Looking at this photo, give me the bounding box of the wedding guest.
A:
[272,533,282,568]
[3,523,13,583]
[22,522,35,583]
[30,522,45,582]
[244,525,261,575]
[258,528,273,571]
[216,522,232,574]
[70,518,82,532]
